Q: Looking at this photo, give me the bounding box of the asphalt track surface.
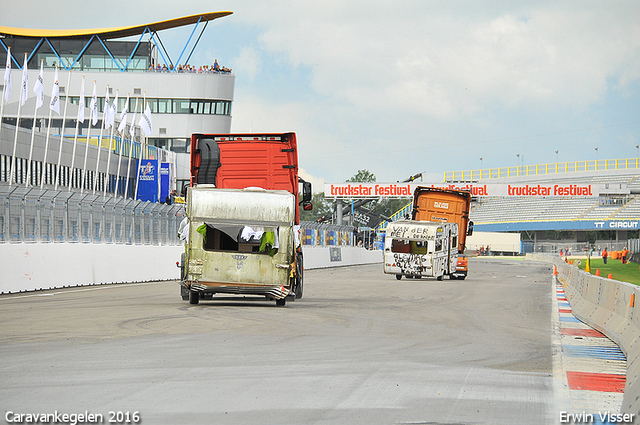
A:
[1,258,562,424]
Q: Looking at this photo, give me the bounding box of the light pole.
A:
[555,150,559,163]
[479,157,483,169]
[636,144,639,158]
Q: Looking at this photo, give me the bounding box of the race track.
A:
[0,259,569,424]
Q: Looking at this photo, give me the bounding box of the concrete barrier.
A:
[0,243,382,294]
[527,253,640,420]
[302,245,382,270]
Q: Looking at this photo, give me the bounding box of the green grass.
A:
[574,257,640,285]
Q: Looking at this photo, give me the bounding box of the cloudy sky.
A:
[4,1,640,188]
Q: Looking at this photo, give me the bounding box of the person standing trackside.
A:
[622,247,629,264]
[602,247,608,264]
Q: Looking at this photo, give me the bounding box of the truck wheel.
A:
[295,253,304,299]
[437,275,443,281]
[189,290,200,305]
[276,298,286,307]
[458,276,466,280]
[395,275,402,280]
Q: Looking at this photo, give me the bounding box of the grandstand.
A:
[451,159,640,253]
[377,158,640,254]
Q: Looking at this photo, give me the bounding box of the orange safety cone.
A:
[553,266,558,275]
[608,273,613,279]
[595,269,600,276]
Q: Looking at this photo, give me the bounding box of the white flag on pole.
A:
[104,88,111,129]
[20,53,28,106]
[139,102,152,136]
[111,91,118,128]
[129,98,138,137]
[4,48,11,102]
[89,80,98,125]
[50,67,60,114]
[33,60,44,109]
[118,94,129,134]
[77,76,85,123]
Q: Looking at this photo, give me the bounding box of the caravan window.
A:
[198,224,279,255]
[434,238,443,252]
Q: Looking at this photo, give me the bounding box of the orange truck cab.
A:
[411,187,473,280]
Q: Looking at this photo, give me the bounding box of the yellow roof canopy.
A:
[0,11,233,39]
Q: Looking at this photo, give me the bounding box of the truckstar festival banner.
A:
[324,182,601,198]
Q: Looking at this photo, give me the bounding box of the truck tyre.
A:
[437,275,443,281]
[276,298,286,307]
[395,275,402,280]
[189,290,200,305]
[294,253,304,299]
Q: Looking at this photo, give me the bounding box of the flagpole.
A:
[103,89,118,197]
[9,53,28,186]
[68,75,85,191]
[54,69,72,190]
[0,47,11,152]
[115,93,129,197]
[134,94,147,200]
[41,104,54,188]
[93,85,109,194]
[80,114,93,193]
[41,65,58,189]
[124,97,138,199]
[25,91,39,187]
[26,59,45,187]
[80,80,97,193]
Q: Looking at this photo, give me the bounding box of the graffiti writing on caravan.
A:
[388,226,433,240]
[393,253,424,274]
[507,184,593,196]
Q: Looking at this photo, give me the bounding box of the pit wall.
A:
[527,253,640,419]
[0,243,382,294]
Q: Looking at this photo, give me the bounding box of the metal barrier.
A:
[0,189,361,248]
[0,186,185,245]
[445,157,640,182]
[300,221,356,246]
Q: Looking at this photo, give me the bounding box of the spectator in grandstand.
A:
[602,247,608,264]
[622,247,629,264]
[213,59,220,72]
[560,248,564,257]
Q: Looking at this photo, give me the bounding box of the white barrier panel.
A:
[302,245,382,270]
[0,244,383,294]
[0,243,184,293]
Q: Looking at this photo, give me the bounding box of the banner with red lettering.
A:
[324,182,601,198]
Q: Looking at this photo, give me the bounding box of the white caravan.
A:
[383,220,458,280]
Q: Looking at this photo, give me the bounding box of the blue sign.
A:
[160,163,170,202]
[136,159,158,202]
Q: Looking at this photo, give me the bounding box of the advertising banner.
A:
[160,163,170,202]
[324,182,601,198]
[136,159,158,202]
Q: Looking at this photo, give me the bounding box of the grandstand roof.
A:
[0,12,233,40]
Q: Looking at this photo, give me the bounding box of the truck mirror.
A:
[467,221,474,236]
[303,202,313,211]
[301,181,312,203]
